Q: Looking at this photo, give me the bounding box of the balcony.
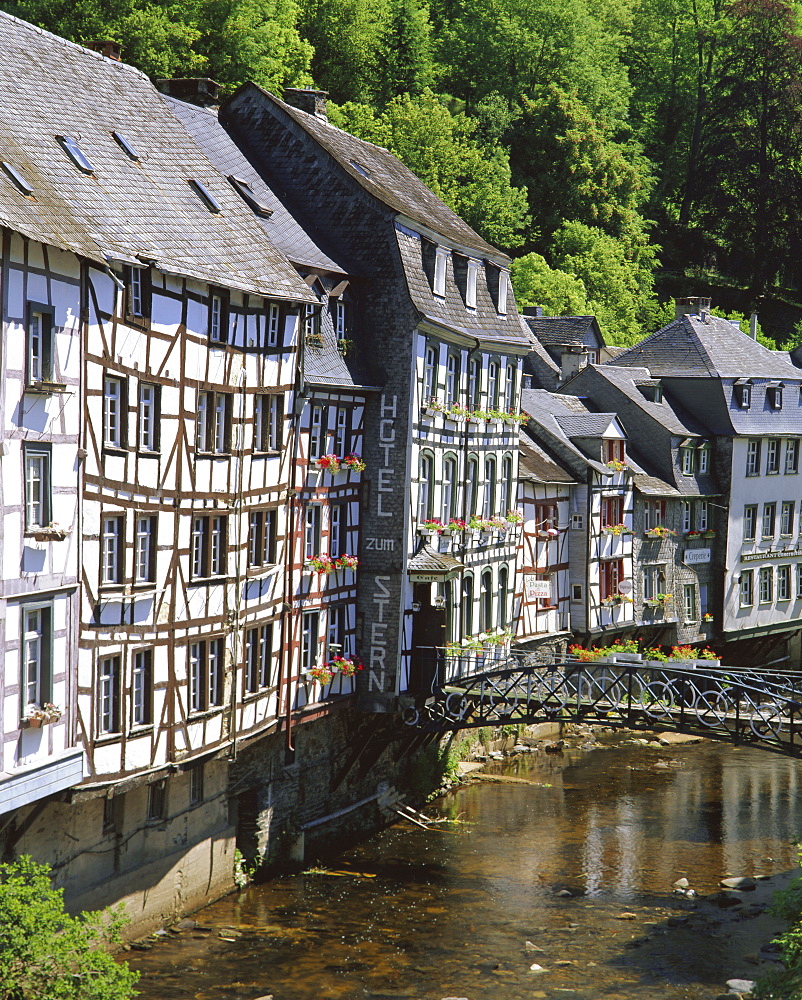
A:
[0,747,84,814]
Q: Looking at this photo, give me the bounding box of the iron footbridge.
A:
[403,651,802,758]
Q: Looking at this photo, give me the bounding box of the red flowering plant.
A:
[315,453,341,473]
[447,518,468,532]
[568,645,602,662]
[420,517,445,532]
[335,553,359,570]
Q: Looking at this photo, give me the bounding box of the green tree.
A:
[551,220,658,343]
[508,86,654,250]
[0,855,139,1000]
[375,0,433,104]
[201,0,313,92]
[330,91,529,248]
[298,0,389,104]
[692,0,802,296]
[510,252,590,315]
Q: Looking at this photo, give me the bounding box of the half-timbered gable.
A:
[516,432,576,649]
[166,93,373,730]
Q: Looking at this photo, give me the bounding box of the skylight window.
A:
[349,159,370,177]
[227,175,273,218]
[56,135,95,174]
[1,161,33,195]
[188,178,222,213]
[112,130,140,161]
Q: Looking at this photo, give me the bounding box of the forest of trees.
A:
[7,0,802,345]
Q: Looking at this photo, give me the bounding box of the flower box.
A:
[27,524,70,541]
[22,703,61,728]
[645,526,677,539]
[703,530,716,539]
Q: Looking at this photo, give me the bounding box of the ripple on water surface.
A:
[127,737,802,1000]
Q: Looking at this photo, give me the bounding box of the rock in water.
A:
[721,877,757,891]
[673,877,690,889]
[725,979,756,994]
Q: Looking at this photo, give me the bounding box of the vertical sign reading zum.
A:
[368,395,397,691]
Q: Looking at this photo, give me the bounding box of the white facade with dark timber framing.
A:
[0,231,84,819]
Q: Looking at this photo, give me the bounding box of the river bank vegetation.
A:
[7,0,802,343]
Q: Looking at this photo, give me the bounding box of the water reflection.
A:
[128,737,802,1000]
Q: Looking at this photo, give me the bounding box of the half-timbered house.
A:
[0,12,319,926]
[215,85,532,709]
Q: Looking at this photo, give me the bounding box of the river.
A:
[127,733,802,999]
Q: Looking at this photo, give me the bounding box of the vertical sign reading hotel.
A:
[368,394,397,691]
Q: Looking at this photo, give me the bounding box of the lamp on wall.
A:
[433,595,446,610]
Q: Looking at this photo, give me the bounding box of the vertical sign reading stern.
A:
[368,394,397,691]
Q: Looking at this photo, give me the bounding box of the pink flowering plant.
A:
[328,655,363,676]
[307,663,335,684]
[335,553,359,570]
[306,554,336,573]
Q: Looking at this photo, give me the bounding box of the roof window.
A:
[767,381,784,409]
[1,161,33,195]
[349,159,370,178]
[227,175,273,218]
[112,130,140,161]
[735,378,752,409]
[188,178,222,213]
[56,135,95,174]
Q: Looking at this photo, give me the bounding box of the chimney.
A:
[561,346,586,381]
[283,87,328,120]
[750,312,758,340]
[523,306,544,317]
[86,39,122,61]
[156,78,222,108]
[674,296,712,321]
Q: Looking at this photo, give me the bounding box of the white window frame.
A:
[681,448,694,475]
[441,457,457,523]
[104,376,124,448]
[766,439,780,474]
[419,454,433,521]
[744,505,757,541]
[696,500,709,531]
[781,501,795,537]
[309,404,324,459]
[137,383,158,451]
[697,444,709,474]
[304,505,321,559]
[746,439,761,476]
[740,569,754,607]
[131,649,152,727]
[301,612,319,673]
[681,501,692,534]
[267,302,281,347]
[24,446,50,530]
[759,566,773,604]
[423,346,438,402]
[762,502,776,539]
[433,247,449,297]
[778,564,791,601]
[101,514,123,585]
[683,583,696,621]
[786,439,799,474]
[134,515,156,583]
[445,354,459,407]
[466,260,479,309]
[98,655,120,734]
[497,270,509,315]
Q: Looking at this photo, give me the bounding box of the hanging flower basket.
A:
[305,555,336,573]
[315,454,341,473]
[342,453,366,472]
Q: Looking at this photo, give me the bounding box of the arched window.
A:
[468,357,481,410]
[480,569,493,631]
[487,360,499,410]
[499,454,513,514]
[423,345,438,401]
[446,353,460,407]
[498,566,508,628]
[466,454,479,516]
[505,364,517,412]
[419,453,433,521]
[483,456,497,518]
[462,574,474,637]
[441,455,457,523]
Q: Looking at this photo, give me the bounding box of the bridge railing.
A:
[407,649,802,757]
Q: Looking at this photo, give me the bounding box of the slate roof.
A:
[519,431,576,484]
[395,226,532,349]
[0,13,313,302]
[554,413,620,439]
[632,472,679,496]
[303,315,375,390]
[165,97,346,276]
[520,389,617,477]
[582,365,706,436]
[524,315,604,348]
[244,88,504,261]
[611,314,799,379]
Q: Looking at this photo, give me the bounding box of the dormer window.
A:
[768,382,784,409]
[735,378,752,408]
[497,270,508,315]
[57,134,95,174]
[433,247,449,298]
[697,442,710,474]
[466,260,479,309]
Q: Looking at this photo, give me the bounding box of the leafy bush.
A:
[0,855,139,1000]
